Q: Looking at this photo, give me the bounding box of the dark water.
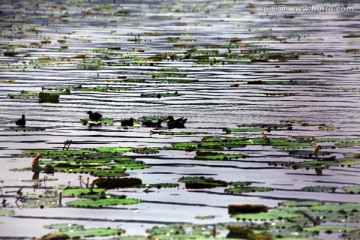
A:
[0,0,360,238]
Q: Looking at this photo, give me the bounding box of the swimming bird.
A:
[15,114,26,128]
[121,118,134,127]
[166,116,187,128]
[142,119,162,128]
[87,111,102,121]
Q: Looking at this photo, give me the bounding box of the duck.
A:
[87,111,102,121]
[121,118,134,127]
[142,119,163,128]
[166,116,187,128]
[15,114,26,128]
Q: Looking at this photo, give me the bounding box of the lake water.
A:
[0,0,360,239]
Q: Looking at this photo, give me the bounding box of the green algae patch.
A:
[66,194,142,208]
[195,151,248,160]
[0,209,15,216]
[57,227,125,238]
[178,176,228,189]
[81,117,116,126]
[225,187,273,194]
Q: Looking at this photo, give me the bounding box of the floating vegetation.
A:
[80,118,116,126]
[138,183,179,189]
[302,186,337,193]
[195,151,248,160]
[265,92,296,97]
[178,176,228,189]
[343,186,360,194]
[225,186,273,194]
[46,227,125,238]
[140,91,182,98]
[66,194,142,208]
[6,126,46,132]
[94,177,142,189]
[0,209,15,216]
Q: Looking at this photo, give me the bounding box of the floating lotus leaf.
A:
[131,147,160,154]
[116,236,148,240]
[81,118,116,125]
[73,86,132,92]
[318,125,339,131]
[150,73,187,78]
[310,202,360,212]
[44,223,84,231]
[178,176,228,189]
[0,209,15,216]
[288,149,329,158]
[225,187,273,194]
[140,92,183,98]
[95,147,133,153]
[269,158,359,170]
[343,186,360,194]
[137,115,165,122]
[22,149,93,157]
[302,186,337,193]
[304,225,359,234]
[194,151,248,160]
[231,211,301,221]
[56,227,125,238]
[62,187,105,196]
[20,193,59,209]
[7,126,45,132]
[228,181,252,187]
[280,119,306,124]
[146,224,219,239]
[195,215,218,220]
[341,229,360,240]
[223,127,266,133]
[279,201,323,208]
[66,194,142,208]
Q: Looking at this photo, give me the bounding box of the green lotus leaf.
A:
[73,86,132,92]
[95,147,134,153]
[179,176,228,189]
[0,209,15,216]
[7,126,45,132]
[150,73,187,78]
[310,202,360,212]
[194,151,247,160]
[44,223,84,231]
[66,195,142,208]
[225,187,273,194]
[342,186,360,194]
[279,201,323,208]
[304,225,359,233]
[57,227,125,238]
[62,187,106,196]
[81,118,116,125]
[301,186,337,193]
[231,211,301,221]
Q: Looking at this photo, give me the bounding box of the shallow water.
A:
[0,0,360,239]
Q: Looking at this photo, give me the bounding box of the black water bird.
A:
[166,116,187,128]
[121,118,135,127]
[142,119,162,128]
[15,114,26,128]
[87,111,102,121]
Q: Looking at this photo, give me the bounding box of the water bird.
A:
[87,111,102,121]
[166,116,187,128]
[142,119,162,128]
[315,145,321,159]
[121,118,135,127]
[15,114,26,128]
